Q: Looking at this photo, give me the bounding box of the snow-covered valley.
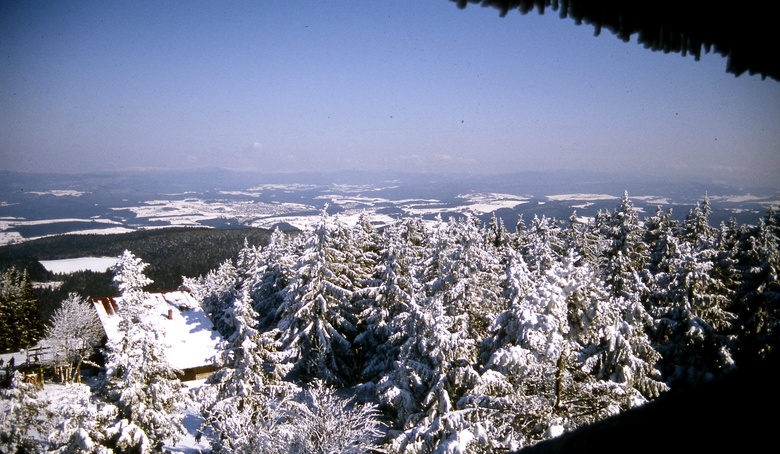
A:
[1,169,777,246]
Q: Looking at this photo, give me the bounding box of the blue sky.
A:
[1,0,778,186]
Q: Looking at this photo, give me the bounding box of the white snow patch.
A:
[27,189,86,197]
[62,226,136,236]
[116,199,315,226]
[709,195,780,207]
[456,193,530,214]
[0,231,23,245]
[317,195,392,208]
[1,217,121,228]
[547,193,619,202]
[546,425,565,438]
[248,183,320,192]
[572,202,594,209]
[632,195,671,205]
[40,257,121,274]
[334,211,396,228]
[251,214,323,231]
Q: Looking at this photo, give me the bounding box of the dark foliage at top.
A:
[0,268,44,353]
[453,0,779,80]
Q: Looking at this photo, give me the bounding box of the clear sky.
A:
[1,0,778,186]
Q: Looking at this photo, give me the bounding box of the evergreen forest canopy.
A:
[179,193,777,452]
[1,193,778,452]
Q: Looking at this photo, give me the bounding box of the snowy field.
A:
[2,170,777,247]
[39,257,120,274]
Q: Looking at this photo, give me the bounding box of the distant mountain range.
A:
[1,168,778,246]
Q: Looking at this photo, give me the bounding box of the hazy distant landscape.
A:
[2,168,777,247]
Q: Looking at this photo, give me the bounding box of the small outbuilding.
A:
[92,290,222,381]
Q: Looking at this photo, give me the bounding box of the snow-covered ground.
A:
[2,173,776,247]
[546,193,619,202]
[456,193,530,215]
[26,190,86,197]
[39,257,120,274]
[167,379,211,454]
[115,198,317,228]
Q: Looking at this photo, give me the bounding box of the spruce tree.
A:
[480,251,666,447]
[0,268,44,353]
[182,259,240,338]
[355,223,418,380]
[733,209,780,363]
[271,209,360,385]
[102,250,188,451]
[646,237,737,386]
[599,192,649,301]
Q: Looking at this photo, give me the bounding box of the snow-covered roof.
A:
[92,291,222,372]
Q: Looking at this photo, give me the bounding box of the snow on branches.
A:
[163,195,775,452]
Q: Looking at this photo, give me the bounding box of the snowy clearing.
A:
[457,193,530,215]
[0,217,122,228]
[27,190,86,197]
[631,195,672,205]
[116,198,316,227]
[546,193,619,202]
[40,257,121,274]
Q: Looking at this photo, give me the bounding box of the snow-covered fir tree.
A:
[0,371,51,453]
[269,209,361,385]
[598,192,650,301]
[732,208,780,363]
[356,222,419,381]
[202,379,382,454]
[101,250,189,452]
[645,236,737,386]
[521,215,565,277]
[247,229,298,330]
[45,383,119,454]
[377,292,483,453]
[479,250,666,448]
[681,196,718,250]
[183,258,240,339]
[105,201,779,454]
[376,217,490,454]
[561,211,602,269]
[0,267,44,353]
[286,380,384,453]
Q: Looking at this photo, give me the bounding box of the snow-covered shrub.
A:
[46,383,118,454]
[45,293,104,382]
[0,371,50,453]
[202,380,382,454]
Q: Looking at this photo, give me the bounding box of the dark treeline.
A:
[181,193,778,452]
[0,227,274,324]
[0,268,44,353]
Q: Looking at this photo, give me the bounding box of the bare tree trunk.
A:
[555,348,567,410]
